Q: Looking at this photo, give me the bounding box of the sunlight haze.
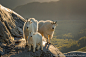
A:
[0,0,59,9]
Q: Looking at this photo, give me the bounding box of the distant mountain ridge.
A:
[0,0,59,9]
[14,0,86,20]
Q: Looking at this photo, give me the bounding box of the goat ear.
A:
[25,19,28,22]
[25,20,27,22]
[55,21,57,24]
[26,18,28,21]
[25,18,28,22]
[30,21,32,24]
[56,24,58,26]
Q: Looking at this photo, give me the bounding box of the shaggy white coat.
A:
[23,18,38,45]
[28,32,43,52]
[38,20,57,44]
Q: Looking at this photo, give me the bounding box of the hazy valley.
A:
[51,20,86,53]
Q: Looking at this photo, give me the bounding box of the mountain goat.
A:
[28,32,43,52]
[23,18,38,45]
[38,20,57,44]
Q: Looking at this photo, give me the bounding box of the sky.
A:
[0,0,59,9]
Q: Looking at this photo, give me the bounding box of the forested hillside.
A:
[51,20,86,53]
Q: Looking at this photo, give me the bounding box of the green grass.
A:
[77,46,86,52]
[51,38,76,48]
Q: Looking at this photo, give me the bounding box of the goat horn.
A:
[55,21,57,23]
[26,18,28,20]
[52,20,54,23]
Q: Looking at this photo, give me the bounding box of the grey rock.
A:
[0,47,5,55]
[0,51,4,55]
[0,5,25,44]
[0,5,65,57]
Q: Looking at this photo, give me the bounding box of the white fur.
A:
[23,19,35,45]
[28,32,43,52]
[28,18,38,32]
[38,20,57,44]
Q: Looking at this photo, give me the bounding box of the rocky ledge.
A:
[0,5,65,57]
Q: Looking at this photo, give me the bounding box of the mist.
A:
[0,0,59,9]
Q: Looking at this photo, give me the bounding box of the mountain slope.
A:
[52,36,86,53]
[14,0,86,20]
[0,5,65,57]
[77,46,86,52]
[0,4,25,44]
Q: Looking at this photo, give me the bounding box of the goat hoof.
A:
[36,49,38,51]
[33,50,35,53]
[28,50,30,52]
[46,42,48,44]
[49,43,51,44]
[26,45,28,46]
[41,49,43,51]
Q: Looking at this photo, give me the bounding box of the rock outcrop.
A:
[0,4,25,44]
[0,5,65,57]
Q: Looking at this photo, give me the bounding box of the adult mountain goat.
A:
[38,20,57,44]
[23,18,38,45]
